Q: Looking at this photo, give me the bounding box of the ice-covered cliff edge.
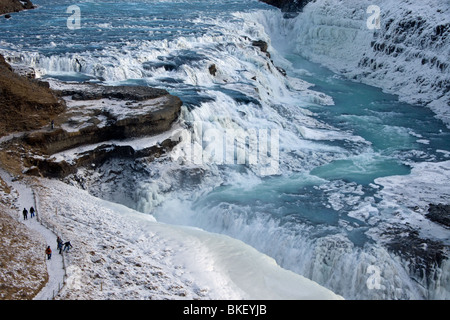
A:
[261,0,449,126]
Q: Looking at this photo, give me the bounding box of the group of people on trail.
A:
[57,236,72,254]
[22,206,35,220]
[20,206,73,260]
[46,237,72,260]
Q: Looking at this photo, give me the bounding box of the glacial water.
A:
[1,0,449,299]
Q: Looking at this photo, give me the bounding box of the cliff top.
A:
[0,54,66,138]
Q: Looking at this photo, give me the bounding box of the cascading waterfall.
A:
[1,0,448,299]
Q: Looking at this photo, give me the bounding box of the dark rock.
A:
[4,13,10,18]
[22,0,34,10]
[208,64,217,76]
[252,40,271,58]
[25,138,179,179]
[252,40,268,53]
[259,0,312,13]
[276,66,287,76]
[0,0,35,15]
[383,224,447,284]
[23,83,182,155]
[58,83,169,102]
[427,203,450,227]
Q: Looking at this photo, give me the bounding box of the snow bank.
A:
[34,178,342,300]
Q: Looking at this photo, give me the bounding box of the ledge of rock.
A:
[23,81,182,155]
[0,54,66,137]
[18,80,182,178]
[427,203,450,228]
[24,138,180,179]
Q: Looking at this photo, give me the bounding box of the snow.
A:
[253,0,450,127]
[374,160,450,242]
[21,177,342,300]
[0,170,66,300]
[51,123,183,165]
[1,159,340,300]
[2,165,343,299]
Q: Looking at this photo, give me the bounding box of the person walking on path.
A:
[30,206,35,218]
[45,246,52,260]
[22,208,28,220]
[63,241,73,252]
[57,236,63,254]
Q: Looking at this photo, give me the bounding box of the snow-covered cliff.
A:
[265,0,450,126]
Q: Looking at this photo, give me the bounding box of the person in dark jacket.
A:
[22,208,28,220]
[30,206,35,218]
[57,236,63,254]
[63,241,73,252]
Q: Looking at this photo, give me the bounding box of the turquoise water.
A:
[1,0,449,299]
[284,54,450,186]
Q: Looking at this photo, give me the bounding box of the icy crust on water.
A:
[250,0,450,127]
[35,179,342,300]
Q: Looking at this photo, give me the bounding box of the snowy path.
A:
[1,171,66,300]
[24,215,66,300]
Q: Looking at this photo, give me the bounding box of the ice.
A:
[374,160,450,242]
[0,170,66,300]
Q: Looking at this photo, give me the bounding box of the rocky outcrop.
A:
[427,204,450,228]
[208,64,217,76]
[0,0,34,15]
[384,223,447,288]
[58,84,169,102]
[0,54,66,137]
[0,50,182,179]
[23,82,182,155]
[252,40,271,58]
[259,0,311,12]
[25,138,179,179]
[19,81,182,178]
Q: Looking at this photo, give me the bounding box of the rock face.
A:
[383,222,448,293]
[259,0,311,12]
[274,0,450,126]
[20,81,182,178]
[23,82,182,154]
[25,139,180,179]
[427,204,450,228]
[0,0,34,15]
[0,54,66,137]
[0,50,182,180]
[60,84,169,102]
